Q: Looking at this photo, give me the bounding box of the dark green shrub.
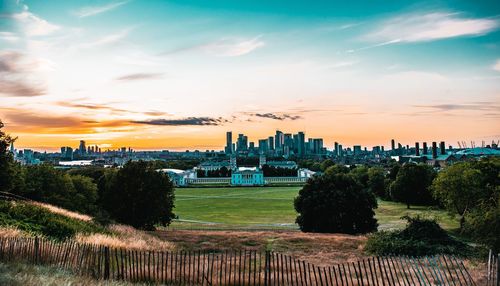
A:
[365,216,469,256]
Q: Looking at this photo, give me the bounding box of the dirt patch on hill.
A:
[153,230,367,266]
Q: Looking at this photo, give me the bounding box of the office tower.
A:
[440,141,446,155]
[432,142,437,158]
[293,134,299,153]
[259,154,266,167]
[237,134,248,152]
[312,138,323,154]
[225,131,233,154]
[415,142,420,156]
[353,145,362,155]
[284,133,293,150]
[258,139,269,153]
[334,142,339,156]
[275,130,284,150]
[391,139,395,151]
[338,144,343,156]
[297,132,305,157]
[381,146,384,152]
[423,142,428,155]
[79,140,86,155]
[268,136,274,151]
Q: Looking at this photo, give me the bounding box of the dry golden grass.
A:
[0,227,27,239]
[31,201,92,222]
[75,224,175,251]
[0,261,146,286]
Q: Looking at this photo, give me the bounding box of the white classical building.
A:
[159,168,197,186]
[231,167,264,186]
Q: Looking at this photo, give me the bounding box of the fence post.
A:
[104,246,110,280]
[264,251,270,286]
[496,254,499,286]
[34,237,39,264]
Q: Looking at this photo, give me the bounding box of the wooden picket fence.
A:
[0,236,477,285]
[487,250,499,286]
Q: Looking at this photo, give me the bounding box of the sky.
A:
[0,0,499,151]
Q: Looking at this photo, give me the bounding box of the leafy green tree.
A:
[368,167,386,198]
[432,162,484,230]
[350,165,369,189]
[464,204,499,251]
[100,161,175,230]
[294,166,378,234]
[67,166,106,183]
[23,164,77,210]
[389,163,436,208]
[70,175,98,214]
[319,159,335,172]
[0,120,23,193]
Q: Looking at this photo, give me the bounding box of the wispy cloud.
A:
[413,102,499,112]
[74,1,130,18]
[132,117,229,126]
[80,28,131,48]
[367,12,498,44]
[56,101,170,117]
[9,9,60,37]
[0,51,46,97]
[249,113,302,121]
[493,59,500,72]
[200,36,265,57]
[0,107,134,134]
[161,36,265,57]
[115,72,164,81]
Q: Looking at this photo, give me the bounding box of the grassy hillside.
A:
[172,186,459,230]
[0,200,106,240]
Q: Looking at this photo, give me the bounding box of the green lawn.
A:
[171,186,459,231]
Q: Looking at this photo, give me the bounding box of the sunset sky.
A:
[1,0,499,151]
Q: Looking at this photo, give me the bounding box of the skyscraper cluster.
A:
[225,130,325,157]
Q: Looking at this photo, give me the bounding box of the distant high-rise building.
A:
[258,139,269,153]
[237,134,248,152]
[423,142,428,155]
[391,139,395,151]
[259,154,266,167]
[432,142,437,158]
[440,141,446,155]
[284,133,293,151]
[297,132,305,157]
[334,142,339,156]
[268,136,274,151]
[312,138,323,154]
[353,145,362,155]
[415,142,420,156]
[338,144,343,156]
[275,130,284,150]
[79,140,86,155]
[225,131,233,154]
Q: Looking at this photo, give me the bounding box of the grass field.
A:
[171,186,459,231]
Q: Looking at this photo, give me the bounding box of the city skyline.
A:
[1,0,500,151]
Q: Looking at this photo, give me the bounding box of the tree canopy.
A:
[389,163,436,208]
[100,161,175,230]
[294,166,378,234]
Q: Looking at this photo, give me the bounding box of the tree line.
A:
[294,157,499,251]
[1,121,175,231]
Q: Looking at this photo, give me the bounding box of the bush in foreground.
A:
[294,166,378,234]
[365,216,469,257]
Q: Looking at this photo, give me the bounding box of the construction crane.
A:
[457,141,462,149]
